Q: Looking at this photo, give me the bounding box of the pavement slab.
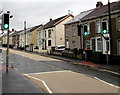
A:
[23,70,119,93]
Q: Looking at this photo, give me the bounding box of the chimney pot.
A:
[96,1,103,8]
[50,18,52,22]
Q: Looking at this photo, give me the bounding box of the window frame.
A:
[117,17,120,31]
[95,37,102,52]
[96,20,101,33]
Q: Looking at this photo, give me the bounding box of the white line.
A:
[23,70,71,75]
[94,77,120,89]
[23,74,53,93]
[100,69,120,75]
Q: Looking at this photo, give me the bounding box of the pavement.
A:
[2,68,43,94]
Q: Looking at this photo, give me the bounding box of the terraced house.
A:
[64,9,93,50]
[37,14,74,50]
[80,1,120,63]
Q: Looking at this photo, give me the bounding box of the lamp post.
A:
[24,21,26,51]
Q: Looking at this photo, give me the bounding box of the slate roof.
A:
[81,1,120,21]
[18,24,42,35]
[65,9,94,25]
[10,30,23,36]
[43,15,73,29]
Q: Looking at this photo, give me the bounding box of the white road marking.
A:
[24,70,71,75]
[23,74,52,93]
[94,77,120,89]
[99,69,120,75]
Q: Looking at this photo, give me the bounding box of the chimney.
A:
[96,1,103,8]
[50,18,52,22]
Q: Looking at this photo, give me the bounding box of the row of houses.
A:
[2,1,120,64]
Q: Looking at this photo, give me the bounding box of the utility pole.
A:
[24,21,26,51]
[108,0,113,63]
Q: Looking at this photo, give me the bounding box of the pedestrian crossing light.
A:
[2,13,9,30]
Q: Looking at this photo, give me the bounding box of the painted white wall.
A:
[55,16,73,46]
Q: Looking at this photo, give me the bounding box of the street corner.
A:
[23,70,119,93]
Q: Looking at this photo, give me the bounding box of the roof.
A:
[43,14,73,29]
[10,30,23,36]
[65,9,94,25]
[81,1,120,21]
[18,24,42,35]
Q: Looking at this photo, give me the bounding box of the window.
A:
[66,40,69,48]
[96,38,102,51]
[48,29,51,38]
[96,21,101,33]
[72,25,76,35]
[72,41,76,48]
[91,38,95,51]
[85,40,90,50]
[45,31,46,38]
[118,17,120,31]
[65,26,68,36]
[48,40,51,46]
[118,40,120,55]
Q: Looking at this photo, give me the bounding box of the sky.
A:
[0,0,118,33]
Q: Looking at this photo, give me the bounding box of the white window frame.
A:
[96,20,101,33]
[72,41,76,49]
[85,40,90,50]
[95,37,102,52]
[117,17,120,31]
[117,40,120,55]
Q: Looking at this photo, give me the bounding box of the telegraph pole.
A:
[108,0,113,63]
[24,21,26,51]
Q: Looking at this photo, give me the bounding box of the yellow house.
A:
[27,25,42,51]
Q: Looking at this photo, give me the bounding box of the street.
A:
[1,48,120,94]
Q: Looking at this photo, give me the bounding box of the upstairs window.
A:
[118,17,120,31]
[48,29,51,38]
[96,21,101,33]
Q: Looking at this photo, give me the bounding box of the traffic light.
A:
[2,13,9,30]
[102,22,108,34]
[84,25,88,36]
[77,25,81,36]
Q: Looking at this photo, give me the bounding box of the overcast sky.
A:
[0,0,118,32]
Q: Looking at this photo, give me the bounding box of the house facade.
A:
[37,26,46,50]
[80,1,120,63]
[64,10,93,50]
[29,25,42,50]
[37,14,74,50]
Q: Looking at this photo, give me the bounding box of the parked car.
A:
[55,46,65,51]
